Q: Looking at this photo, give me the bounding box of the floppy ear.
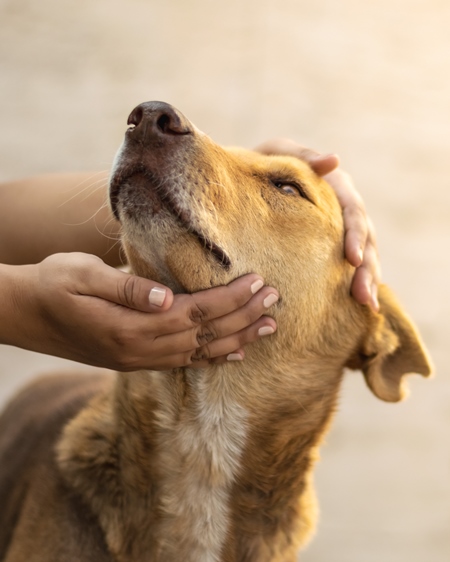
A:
[347,284,433,402]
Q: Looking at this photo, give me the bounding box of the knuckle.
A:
[109,326,137,352]
[195,322,218,346]
[168,298,193,332]
[237,325,254,344]
[110,328,127,348]
[113,357,136,372]
[299,148,319,162]
[108,334,141,370]
[119,276,138,308]
[109,345,138,371]
[190,345,212,362]
[221,284,246,309]
[188,296,208,325]
[244,302,260,324]
[235,328,254,347]
[182,351,194,366]
[345,204,365,223]
[353,196,367,217]
[235,299,260,328]
[231,292,245,309]
[40,254,72,284]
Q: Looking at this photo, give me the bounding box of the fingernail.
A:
[149,287,166,307]
[357,248,364,264]
[263,294,279,308]
[251,279,264,294]
[258,326,275,336]
[227,353,244,361]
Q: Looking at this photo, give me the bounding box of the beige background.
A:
[0,0,449,560]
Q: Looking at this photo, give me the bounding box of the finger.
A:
[365,219,381,282]
[255,138,339,176]
[351,240,381,312]
[115,273,270,341]
[255,138,322,161]
[123,310,277,370]
[350,265,371,307]
[79,259,174,312]
[322,169,368,267]
[254,137,307,156]
[189,349,246,368]
[351,269,379,312]
[308,154,340,177]
[343,204,368,267]
[190,273,270,323]
[321,170,381,307]
[192,315,278,363]
[191,348,245,368]
[151,286,279,356]
[194,286,279,349]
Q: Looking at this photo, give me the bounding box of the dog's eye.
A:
[271,180,309,200]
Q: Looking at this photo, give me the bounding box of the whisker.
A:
[79,182,109,203]
[60,198,110,228]
[58,171,109,204]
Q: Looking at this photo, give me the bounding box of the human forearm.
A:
[0,263,37,348]
[0,172,121,266]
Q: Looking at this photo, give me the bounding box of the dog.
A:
[0,101,432,562]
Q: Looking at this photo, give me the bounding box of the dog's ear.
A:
[347,285,432,402]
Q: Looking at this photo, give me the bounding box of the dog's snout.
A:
[127,101,193,139]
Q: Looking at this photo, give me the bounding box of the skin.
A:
[0,140,380,371]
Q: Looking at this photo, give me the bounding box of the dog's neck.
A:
[58,358,343,562]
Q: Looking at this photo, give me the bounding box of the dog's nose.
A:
[126,101,193,138]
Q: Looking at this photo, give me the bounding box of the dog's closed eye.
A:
[270,179,312,203]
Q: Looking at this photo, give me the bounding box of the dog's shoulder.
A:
[0,371,113,561]
[0,371,112,462]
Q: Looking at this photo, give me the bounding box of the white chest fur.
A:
[150,370,248,562]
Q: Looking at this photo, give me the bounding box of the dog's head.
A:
[110,101,431,402]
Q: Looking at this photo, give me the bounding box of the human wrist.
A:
[0,263,39,347]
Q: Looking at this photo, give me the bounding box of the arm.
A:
[0,172,121,266]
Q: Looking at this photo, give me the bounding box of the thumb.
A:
[254,138,339,176]
[81,260,174,312]
[308,153,340,177]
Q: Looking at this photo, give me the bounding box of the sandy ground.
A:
[0,1,449,560]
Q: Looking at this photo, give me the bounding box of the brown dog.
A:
[0,102,432,562]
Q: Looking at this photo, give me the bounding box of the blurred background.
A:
[0,0,449,560]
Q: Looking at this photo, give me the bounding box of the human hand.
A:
[254,138,381,311]
[6,253,278,371]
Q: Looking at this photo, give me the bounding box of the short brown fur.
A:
[0,102,432,562]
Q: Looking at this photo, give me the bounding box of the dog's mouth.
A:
[110,167,232,269]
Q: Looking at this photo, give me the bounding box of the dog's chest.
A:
[150,371,248,562]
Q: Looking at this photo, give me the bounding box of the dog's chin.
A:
[123,236,234,294]
[126,252,186,294]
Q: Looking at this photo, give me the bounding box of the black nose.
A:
[126,101,193,137]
